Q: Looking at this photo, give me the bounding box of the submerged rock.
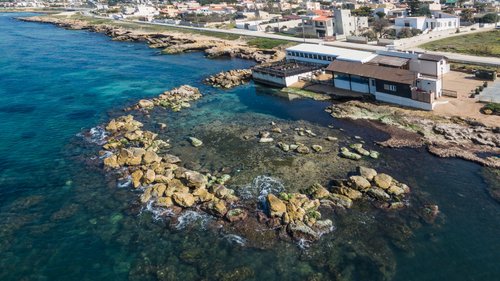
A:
[188,137,203,147]
[340,147,362,160]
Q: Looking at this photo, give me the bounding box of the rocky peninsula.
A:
[89,84,418,247]
[327,101,500,169]
[19,15,285,64]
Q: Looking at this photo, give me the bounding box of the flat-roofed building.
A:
[285,44,377,65]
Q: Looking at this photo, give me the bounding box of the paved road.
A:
[90,14,500,67]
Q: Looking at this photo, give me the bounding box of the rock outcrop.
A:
[327,101,500,168]
[205,69,252,89]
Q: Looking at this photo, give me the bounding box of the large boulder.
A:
[327,193,353,209]
[367,187,391,201]
[172,192,195,207]
[103,155,119,168]
[287,222,320,241]
[143,169,156,184]
[267,194,287,218]
[337,186,363,200]
[138,99,154,109]
[131,170,143,188]
[349,176,371,190]
[357,166,377,181]
[143,150,161,164]
[373,173,393,189]
[184,170,208,189]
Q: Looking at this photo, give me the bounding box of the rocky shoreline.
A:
[19,15,285,64]
[90,84,416,247]
[327,101,500,169]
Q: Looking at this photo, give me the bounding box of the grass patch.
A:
[451,63,500,73]
[246,37,292,49]
[420,30,500,58]
[481,103,500,116]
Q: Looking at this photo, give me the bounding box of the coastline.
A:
[1,12,499,280]
[18,13,287,63]
[18,13,500,169]
[327,101,500,168]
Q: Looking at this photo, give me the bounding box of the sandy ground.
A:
[434,71,499,127]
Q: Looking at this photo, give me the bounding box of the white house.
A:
[395,12,459,31]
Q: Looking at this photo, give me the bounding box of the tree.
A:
[372,18,390,38]
[407,0,421,16]
[375,11,386,19]
[352,6,373,17]
[460,8,474,22]
[397,27,413,38]
[416,6,431,17]
[361,29,377,41]
[482,13,499,24]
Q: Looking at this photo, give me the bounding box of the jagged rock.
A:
[140,187,152,203]
[337,186,363,200]
[357,166,377,181]
[188,137,203,147]
[373,173,393,189]
[192,187,214,202]
[207,199,227,217]
[184,170,208,189]
[103,155,119,168]
[226,208,248,222]
[212,184,235,199]
[349,176,371,190]
[143,150,161,164]
[313,219,334,234]
[267,194,287,218]
[131,170,143,188]
[367,187,391,201]
[143,169,156,184]
[172,192,195,207]
[309,183,330,199]
[156,196,173,207]
[327,193,353,208]
[287,221,320,241]
[388,185,405,196]
[151,183,167,197]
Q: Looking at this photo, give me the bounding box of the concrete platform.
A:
[479,80,500,103]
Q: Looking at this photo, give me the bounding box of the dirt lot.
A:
[434,71,498,127]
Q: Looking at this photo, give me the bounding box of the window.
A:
[383,84,397,91]
[287,51,292,56]
[371,79,375,86]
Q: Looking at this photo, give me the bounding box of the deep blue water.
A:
[0,13,499,281]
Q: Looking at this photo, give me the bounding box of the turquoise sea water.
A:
[0,13,499,281]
